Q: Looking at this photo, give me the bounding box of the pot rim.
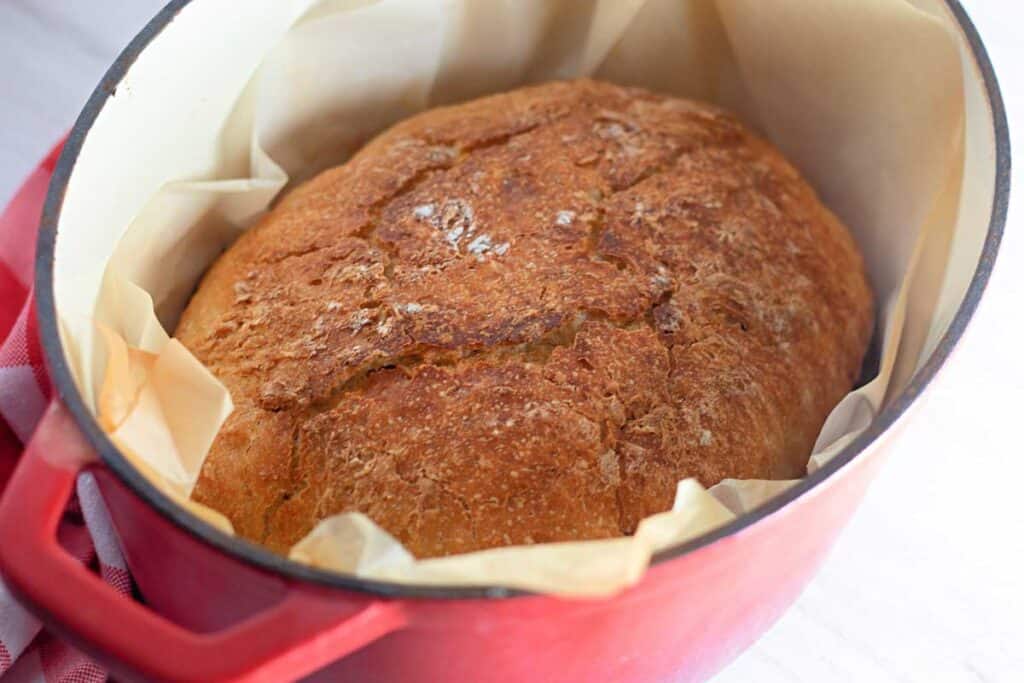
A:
[33,0,1010,600]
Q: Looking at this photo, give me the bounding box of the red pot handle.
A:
[0,403,408,682]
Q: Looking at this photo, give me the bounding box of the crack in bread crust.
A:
[179,79,874,558]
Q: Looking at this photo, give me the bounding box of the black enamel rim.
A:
[34,0,1010,599]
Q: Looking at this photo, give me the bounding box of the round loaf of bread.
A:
[177,79,873,559]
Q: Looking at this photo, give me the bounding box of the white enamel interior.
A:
[51,0,997,448]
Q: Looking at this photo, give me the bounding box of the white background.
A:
[0,1,1020,681]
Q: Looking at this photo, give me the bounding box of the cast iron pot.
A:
[0,1,1009,681]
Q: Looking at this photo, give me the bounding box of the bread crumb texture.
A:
[177,79,873,558]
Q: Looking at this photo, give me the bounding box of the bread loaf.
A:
[176,79,873,558]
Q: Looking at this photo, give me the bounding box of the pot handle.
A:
[0,403,408,683]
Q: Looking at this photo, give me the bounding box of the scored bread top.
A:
[176,79,873,558]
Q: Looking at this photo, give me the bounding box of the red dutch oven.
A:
[0,1,1009,681]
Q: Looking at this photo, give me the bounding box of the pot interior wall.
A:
[48,0,997,509]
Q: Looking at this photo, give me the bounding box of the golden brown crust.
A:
[178,79,873,558]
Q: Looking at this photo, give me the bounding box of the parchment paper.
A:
[79,0,965,596]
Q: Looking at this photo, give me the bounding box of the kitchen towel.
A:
[0,144,114,683]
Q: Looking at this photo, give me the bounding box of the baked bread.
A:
[177,79,873,558]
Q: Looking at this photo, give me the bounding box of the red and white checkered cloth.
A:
[0,144,124,682]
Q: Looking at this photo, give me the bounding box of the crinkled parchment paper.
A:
[70,0,966,596]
